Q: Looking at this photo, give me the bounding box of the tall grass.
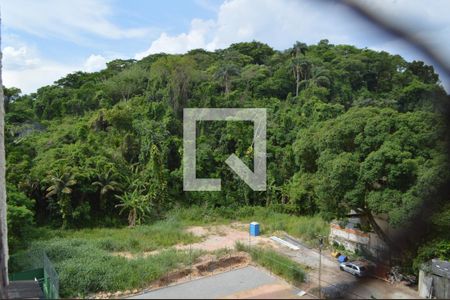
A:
[10,238,203,298]
[28,218,200,253]
[9,219,203,297]
[235,241,306,285]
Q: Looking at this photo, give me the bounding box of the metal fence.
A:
[43,252,59,299]
[9,250,59,299]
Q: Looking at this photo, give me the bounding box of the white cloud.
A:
[3,47,75,93]
[135,19,216,58]
[3,62,76,95]
[2,45,65,93]
[2,0,152,42]
[135,0,450,90]
[83,54,107,72]
[2,45,110,93]
[194,0,221,13]
[2,46,40,70]
[136,0,377,57]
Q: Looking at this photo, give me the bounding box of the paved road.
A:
[276,238,419,299]
[129,266,301,299]
[128,233,419,299]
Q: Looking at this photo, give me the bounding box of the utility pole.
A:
[0,13,9,299]
[318,236,324,299]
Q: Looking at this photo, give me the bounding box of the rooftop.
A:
[431,259,450,279]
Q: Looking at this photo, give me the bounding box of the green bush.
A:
[7,185,35,251]
[413,239,450,271]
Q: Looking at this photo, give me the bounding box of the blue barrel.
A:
[338,255,348,263]
[250,222,260,236]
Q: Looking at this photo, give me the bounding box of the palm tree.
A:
[92,167,121,210]
[115,190,151,227]
[291,41,308,57]
[45,170,76,227]
[290,57,311,97]
[265,177,282,206]
[214,63,239,95]
[299,65,331,89]
[290,42,309,96]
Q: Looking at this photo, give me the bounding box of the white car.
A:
[339,261,369,277]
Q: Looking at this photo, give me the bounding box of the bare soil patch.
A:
[156,252,250,287]
[111,223,275,259]
[176,223,274,252]
[223,282,306,299]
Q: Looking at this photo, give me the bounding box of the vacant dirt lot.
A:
[176,223,274,251]
[182,224,420,299]
[112,223,275,259]
[114,223,419,299]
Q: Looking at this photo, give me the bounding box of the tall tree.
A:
[45,170,77,228]
[214,63,239,95]
[300,65,330,90]
[92,166,122,210]
[290,42,309,96]
[150,56,197,117]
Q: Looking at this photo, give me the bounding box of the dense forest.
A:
[4,40,450,265]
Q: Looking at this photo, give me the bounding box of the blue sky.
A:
[2,0,450,93]
[3,0,222,54]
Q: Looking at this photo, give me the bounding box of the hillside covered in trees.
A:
[4,40,450,265]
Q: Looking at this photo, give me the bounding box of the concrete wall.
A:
[329,223,369,252]
[329,223,387,258]
[419,270,433,298]
[419,270,450,299]
[433,275,450,299]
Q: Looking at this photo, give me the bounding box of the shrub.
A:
[7,185,35,251]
